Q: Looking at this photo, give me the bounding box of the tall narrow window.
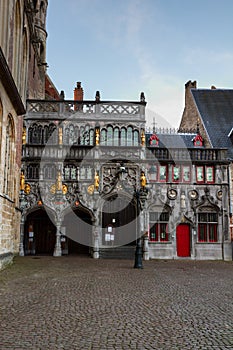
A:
[113,128,119,146]
[101,129,107,146]
[121,128,126,146]
[107,126,113,146]
[4,116,14,197]
[127,126,133,146]
[133,130,139,146]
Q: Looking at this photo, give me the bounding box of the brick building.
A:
[0,0,48,268]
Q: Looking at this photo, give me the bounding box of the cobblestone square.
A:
[0,256,233,349]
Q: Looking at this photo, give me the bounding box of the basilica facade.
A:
[19,83,232,261]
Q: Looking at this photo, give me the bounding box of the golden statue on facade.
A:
[58,127,63,145]
[20,171,25,191]
[94,171,99,190]
[140,171,147,188]
[141,129,145,146]
[56,171,62,191]
[95,128,100,145]
[22,127,26,145]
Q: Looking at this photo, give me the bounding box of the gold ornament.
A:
[95,128,100,145]
[141,130,145,146]
[87,184,94,195]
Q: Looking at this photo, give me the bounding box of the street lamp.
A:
[134,171,148,269]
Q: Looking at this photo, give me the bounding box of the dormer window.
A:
[149,133,159,146]
[193,134,203,147]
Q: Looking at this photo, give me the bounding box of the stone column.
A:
[53,221,62,257]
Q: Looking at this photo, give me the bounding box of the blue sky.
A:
[46,0,233,127]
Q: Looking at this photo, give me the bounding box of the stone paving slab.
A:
[0,256,233,349]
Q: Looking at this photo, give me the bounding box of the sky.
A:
[46,0,233,128]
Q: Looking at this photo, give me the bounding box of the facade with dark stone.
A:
[19,83,232,261]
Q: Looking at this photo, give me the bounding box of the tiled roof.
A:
[191,89,233,158]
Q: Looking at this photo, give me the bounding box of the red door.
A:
[176,224,190,257]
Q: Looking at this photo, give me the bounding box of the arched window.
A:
[27,164,39,179]
[64,165,77,180]
[101,129,107,146]
[127,126,133,146]
[133,130,139,146]
[121,128,126,146]
[107,126,113,146]
[113,128,119,146]
[80,126,85,145]
[90,129,94,145]
[13,1,22,87]
[4,116,15,197]
[84,125,90,145]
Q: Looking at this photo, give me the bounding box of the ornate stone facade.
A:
[20,87,232,261]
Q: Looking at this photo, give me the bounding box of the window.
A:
[4,116,14,197]
[196,166,204,183]
[121,128,126,146]
[159,165,167,182]
[113,128,119,146]
[149,212,169,242]
[172,166,180,182]
[44,164,56,180]
[148,165,157,182]
[100,129,107,146]
[133,130,139,146]
[127,126,133,146]
[107,126,113,146]
[196,166,214,183]
[198,212,218,242]
[27,164,39,179]
[182,166,191,183]
[206,166,214,183]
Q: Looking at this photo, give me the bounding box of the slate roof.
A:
[191,89,233,159]
[146,133,197,149]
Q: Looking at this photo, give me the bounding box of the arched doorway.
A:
[101,193,138,247]
[25,209,56,255]
[62,207,92,255]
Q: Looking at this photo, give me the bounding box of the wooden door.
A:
[176,224,190,257]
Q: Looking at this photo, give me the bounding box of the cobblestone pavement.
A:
[0,257,233,350]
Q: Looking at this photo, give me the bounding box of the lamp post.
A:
[134,189,143,269]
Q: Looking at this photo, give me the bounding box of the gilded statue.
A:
[95,128,100,146]
[58,127,63,145]
[20,171,25,191]
[22,127,26,145]
[141,130,145,146]
[140,171,146,188]
[94,171,99,190]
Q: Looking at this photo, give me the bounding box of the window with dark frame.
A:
[149,212,169,242]
[198,212,218,242]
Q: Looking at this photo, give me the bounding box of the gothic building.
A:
[0,0,48,268]
[19,83,232,261]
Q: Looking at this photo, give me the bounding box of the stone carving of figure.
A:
[140,171,146,188]
[56,171,62,191]
[20,171,25,191]
[95,129,100,146]
[141,130,145,146]
[22,127,26,145]
[94,171,99,190]
[58,127,63,145]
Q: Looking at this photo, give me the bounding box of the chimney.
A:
[74,82,84,101]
